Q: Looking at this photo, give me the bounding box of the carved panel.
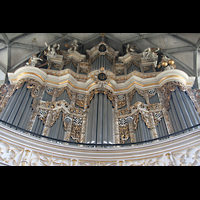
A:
[71,117,83,142]
[0,140,24,166]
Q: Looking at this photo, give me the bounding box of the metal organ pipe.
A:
[86,93,113,145]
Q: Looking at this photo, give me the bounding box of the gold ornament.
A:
[168,59,174,65]
[162,61,168,67]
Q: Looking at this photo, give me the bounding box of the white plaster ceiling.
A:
[0,33,200,87]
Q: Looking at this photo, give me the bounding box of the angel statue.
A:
[65,39,79,52]
[44,42,60,58]
[126,43,136,53]
[25,54,43,67]
[143,47,160,68]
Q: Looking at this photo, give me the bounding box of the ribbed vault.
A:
[0,33,200,87]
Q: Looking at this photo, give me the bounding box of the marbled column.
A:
[42,111,52,136]
[149,112,158,139]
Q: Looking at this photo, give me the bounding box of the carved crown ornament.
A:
[86,41,119,60]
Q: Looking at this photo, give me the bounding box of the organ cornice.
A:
[8,66,195,95]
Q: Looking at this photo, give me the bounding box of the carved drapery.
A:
[87,88,115,108]
[128,88,157,105]
[0,78,42,112]
[118,100,163,143]
[161,81,187,110]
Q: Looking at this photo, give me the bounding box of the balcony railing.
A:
[0,119,199,147]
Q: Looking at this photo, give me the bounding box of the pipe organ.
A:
[0,41,200,147]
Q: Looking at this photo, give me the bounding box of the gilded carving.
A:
[126,60,140,69]
[117,94,126,109]
[119,125,129,144]
[48,109,61,127]
[161,81,189,110]
[38,109,48,124]
[153,111,163,126]
[75,93,85,108]
[70,116,83,142]
[0,84,15,113]
[87,88,115,107]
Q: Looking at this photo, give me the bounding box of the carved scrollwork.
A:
[132,114,139,131]
[147,103,162,111]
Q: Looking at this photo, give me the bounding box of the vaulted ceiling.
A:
[0,33,200,87]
